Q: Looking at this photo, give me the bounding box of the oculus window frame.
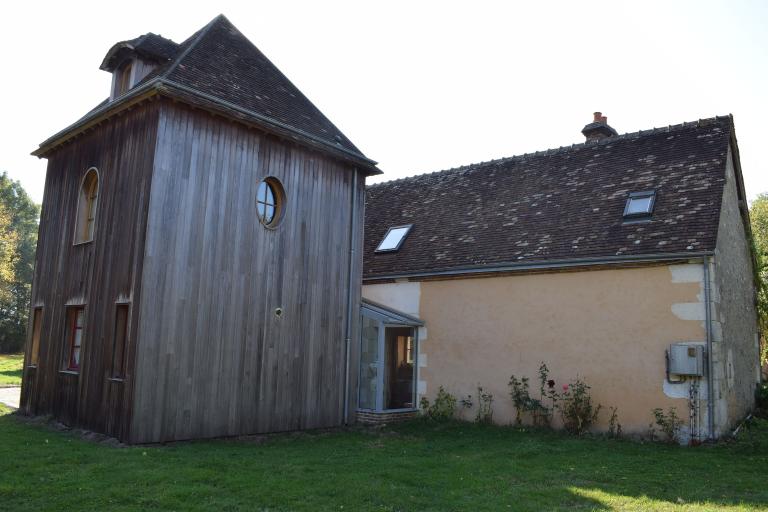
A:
[375,224,413,253]
[623,190,656,219]
[256,177,286,229]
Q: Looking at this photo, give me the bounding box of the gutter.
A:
[364,251,715,282]
[703,256,716,440]
[343,169,359,423]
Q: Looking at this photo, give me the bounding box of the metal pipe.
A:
[703,256,715,440]
[342,169,359,424]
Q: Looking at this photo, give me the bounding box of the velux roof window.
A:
[623,191,656,219]
[376,225,412,252]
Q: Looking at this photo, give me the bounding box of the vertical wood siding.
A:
[130,102,364,443]
[20,103,159,441]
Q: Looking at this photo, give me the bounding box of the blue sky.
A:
[2,0,766,203]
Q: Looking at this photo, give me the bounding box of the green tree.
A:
[750,193,768,367]
[0,172,39,353]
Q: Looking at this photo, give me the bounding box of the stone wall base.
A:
[357,410,417,425]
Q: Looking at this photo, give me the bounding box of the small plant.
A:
[508,375,532,425]
[558,377,601,435]
[458,394,474,421]
[607,406,622,439]
[647,422,657,442]
[756,383,768,418]
[652,407,683,443]
[420,386,457,421]
[475,385,494,424]
[510,364,558,427]
[535,362,557,427]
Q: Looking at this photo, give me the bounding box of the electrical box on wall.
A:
[668,343,705,376]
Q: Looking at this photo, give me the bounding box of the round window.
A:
[257,178,285,228]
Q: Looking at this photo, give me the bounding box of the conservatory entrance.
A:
[358,299,423,423]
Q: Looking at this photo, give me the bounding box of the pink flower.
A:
[562,384,569,392]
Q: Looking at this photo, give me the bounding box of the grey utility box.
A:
[668,343,705,376]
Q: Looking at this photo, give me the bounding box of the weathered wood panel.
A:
[20,102,159,441]
[131,101,365,443]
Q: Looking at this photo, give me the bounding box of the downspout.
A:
[703,256,715,440]
[343,169,359,424]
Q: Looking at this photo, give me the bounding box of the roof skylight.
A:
[376,225,412,252]
[623,191,656,219]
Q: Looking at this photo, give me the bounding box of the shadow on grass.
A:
[0,353,24,386]
[0,368,22,380]
[0,413,766,511]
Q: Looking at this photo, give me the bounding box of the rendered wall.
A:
[364,264,717,437]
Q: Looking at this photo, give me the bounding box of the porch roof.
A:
[361,299,424,327]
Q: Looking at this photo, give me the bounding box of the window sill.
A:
[58,370,80,376]
[107,377,125,383]
[73,239,94,247]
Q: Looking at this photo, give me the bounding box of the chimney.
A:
[581,111,618,142]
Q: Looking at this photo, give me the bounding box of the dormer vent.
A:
[101,33,179,101]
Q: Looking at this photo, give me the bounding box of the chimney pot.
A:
[582,111,618,142]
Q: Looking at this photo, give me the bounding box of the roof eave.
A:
[157,79,381,174]
[363,251,715,282]
[32,78,382,175]
[32,79,163,157]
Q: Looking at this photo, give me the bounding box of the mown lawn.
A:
[0,407,767,512]
[0,353,23,387]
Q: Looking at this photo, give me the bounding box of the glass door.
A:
[358,315,380,410]
[384,327,416,409]
[358,309,418,412]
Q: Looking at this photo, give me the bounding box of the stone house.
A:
[361,114,760,441]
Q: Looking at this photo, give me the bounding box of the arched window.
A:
[75,168,99,243]
[256,177,285,228]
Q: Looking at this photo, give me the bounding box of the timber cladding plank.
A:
[130,101,363,443]
[21,102,160,441]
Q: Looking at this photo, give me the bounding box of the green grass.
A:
[1,410,767,512]
[0,353,23,387]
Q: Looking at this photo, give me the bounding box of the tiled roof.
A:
[363,116,734,279]
[160,17,364,156]
[39,15,376,171]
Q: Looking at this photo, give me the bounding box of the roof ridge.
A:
[159,14,222,81]
[217,16,361,153]
[367,114,733,189]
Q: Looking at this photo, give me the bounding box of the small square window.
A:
[375,225,412,252]
[623,191,656,218]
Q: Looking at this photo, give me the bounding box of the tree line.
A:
[0,172,39,353]
[0,175,768,358]
[749,194,768,369]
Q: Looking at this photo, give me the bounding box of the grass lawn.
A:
[0,410,766,512]
[0,353,23,387]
